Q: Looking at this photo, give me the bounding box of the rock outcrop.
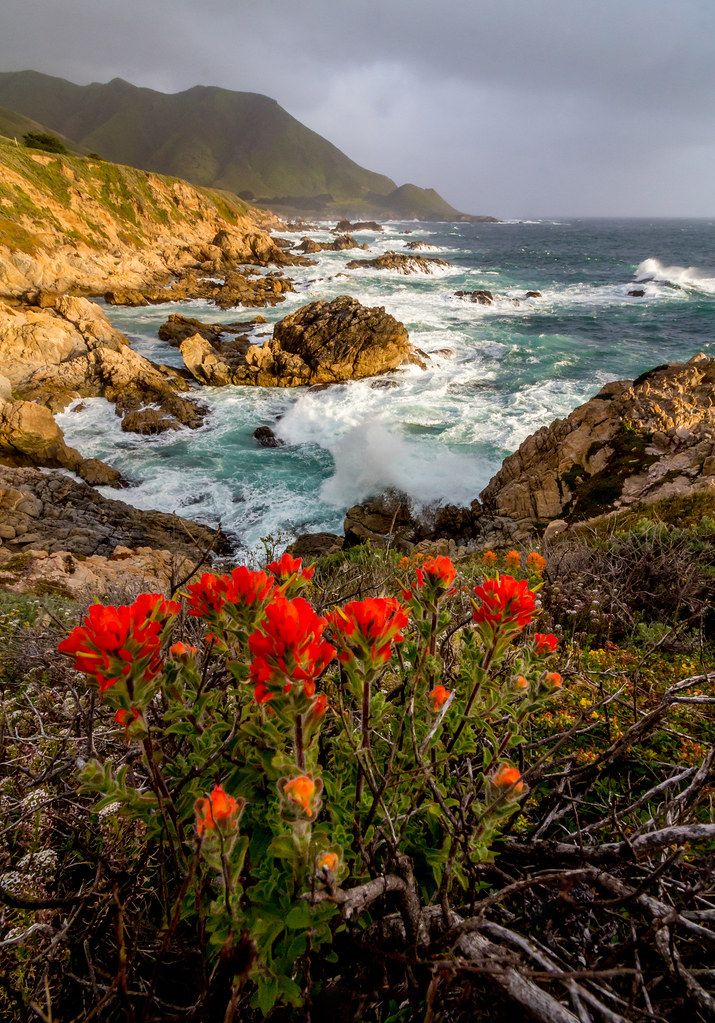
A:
[0,398,123,486]
[0,465,225,558]
[181,296,422,388]
[480,354,715,529]
[455,290,494,305]
[340,356,715,551]
[105,268,297,310]
[333,220,383,233]
[296,234,368,254]
[0,295,205,433]
[0,141,287,299]
[346,251,451,275]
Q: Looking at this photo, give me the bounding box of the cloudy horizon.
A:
[1,0,714,218]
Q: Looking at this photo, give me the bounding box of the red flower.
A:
[472,575,537,632]
[249,596,335,700]
[58,593,180,693]
[186,567,274,620]
[311,693,328,717]
[545,671,562,688]
[267,553,315,592]
[415,556,457,590]
[534,632,558,655]
[326,597,408,669]
[195,784,242,836]
[429,684,452,712]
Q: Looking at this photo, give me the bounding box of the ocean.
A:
[57,218,715,555]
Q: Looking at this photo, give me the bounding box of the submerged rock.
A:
[181,296,422,388]
[346,251,450,275]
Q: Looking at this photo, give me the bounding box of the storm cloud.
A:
[1,0,713,216]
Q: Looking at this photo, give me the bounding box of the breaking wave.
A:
[634,258,715,294]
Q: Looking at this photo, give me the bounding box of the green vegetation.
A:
[0,70,484,218]
[0,523,711,1021]
[22,131,68,154]
[0,134,251,255]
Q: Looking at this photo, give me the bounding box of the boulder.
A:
[333,220,383,233]
[628,289,646,298]
[525,291,542,298]
[181,296,421,388]
[346,251,450,275]
[296,234,367,254]
[405,240,442,252]
[455,290,494,305]
[253,426,284,448]
[287,532,344,559]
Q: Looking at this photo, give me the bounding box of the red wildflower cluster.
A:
[534,632,559,655]
[327,597,408,670]
[58,593,180,694]
[186,567,274,620]
[267,553,315,594]
[472,575,537,632]
[195,784,242,837]
[249,596,335,703]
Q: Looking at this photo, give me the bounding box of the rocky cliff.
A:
[0,137,283,297]
[340,355,715,552]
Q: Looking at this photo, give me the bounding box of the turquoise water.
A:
[58,218,715,554]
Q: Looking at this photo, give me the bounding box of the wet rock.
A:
[120,408,183,435]
[455,290,493,305]
[628,289,646,297]
[525,291,542,298]
[347,251,450,275]
[253,426,284,448]
[181,296,421,388]
[296,234,368,254]
[0,465,227,559]
[333,220,383,233]
[158,313,263,347]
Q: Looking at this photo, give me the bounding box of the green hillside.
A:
[0,70,491,220]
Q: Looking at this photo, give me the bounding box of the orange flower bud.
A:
[545,671,562,689]
[195,784,242,836]
[515,675,529,690]
[317,851,339,874]
[482,550,497,563]
[491,764,526,795]
[505,549,521,567]
[170,641,198,660]
[283,775,318,818]
[526,551,547,574]
[429,684,452,712]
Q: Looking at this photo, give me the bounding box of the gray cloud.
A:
[1,0,713,216]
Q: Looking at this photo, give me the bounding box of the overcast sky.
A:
[1,0,714,217]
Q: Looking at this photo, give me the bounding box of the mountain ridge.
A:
[0,70,495,221]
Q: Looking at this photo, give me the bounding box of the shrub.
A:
[47,550,560,1015]
[21,132,68,155]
